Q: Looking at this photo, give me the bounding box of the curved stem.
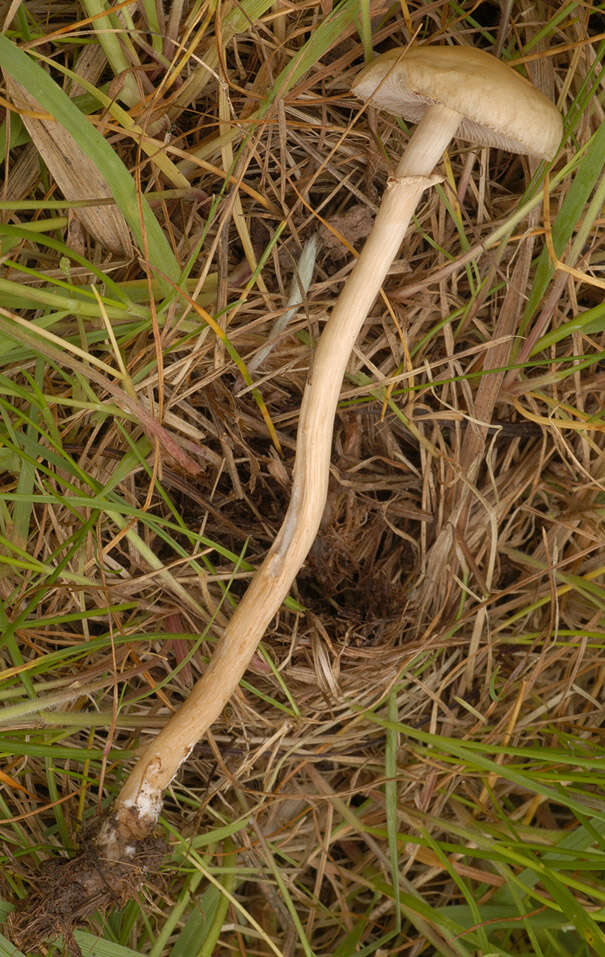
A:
[115,103,461,832]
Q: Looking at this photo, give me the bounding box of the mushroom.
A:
[107,46,562,845]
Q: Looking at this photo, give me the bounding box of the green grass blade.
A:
[385,689,401,931]
[520,92,605,334]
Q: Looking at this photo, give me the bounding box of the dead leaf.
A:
[5,76,133,256]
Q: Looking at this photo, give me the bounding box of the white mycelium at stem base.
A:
[114,103,461,832]
[111,45,562,837]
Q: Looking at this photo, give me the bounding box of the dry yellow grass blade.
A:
[5,76,133,255]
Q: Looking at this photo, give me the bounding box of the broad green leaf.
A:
[0,35,180,289]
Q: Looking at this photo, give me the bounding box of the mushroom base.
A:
[4,813,166,956]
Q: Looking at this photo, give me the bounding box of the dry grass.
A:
[1,1,605,954]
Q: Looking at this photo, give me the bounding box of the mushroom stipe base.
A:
[6,815,167,957]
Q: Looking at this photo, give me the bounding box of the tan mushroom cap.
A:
[352,46,563,161]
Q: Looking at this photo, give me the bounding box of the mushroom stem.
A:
[113,102,461,834]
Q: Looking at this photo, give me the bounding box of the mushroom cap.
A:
[352,46,563,160]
